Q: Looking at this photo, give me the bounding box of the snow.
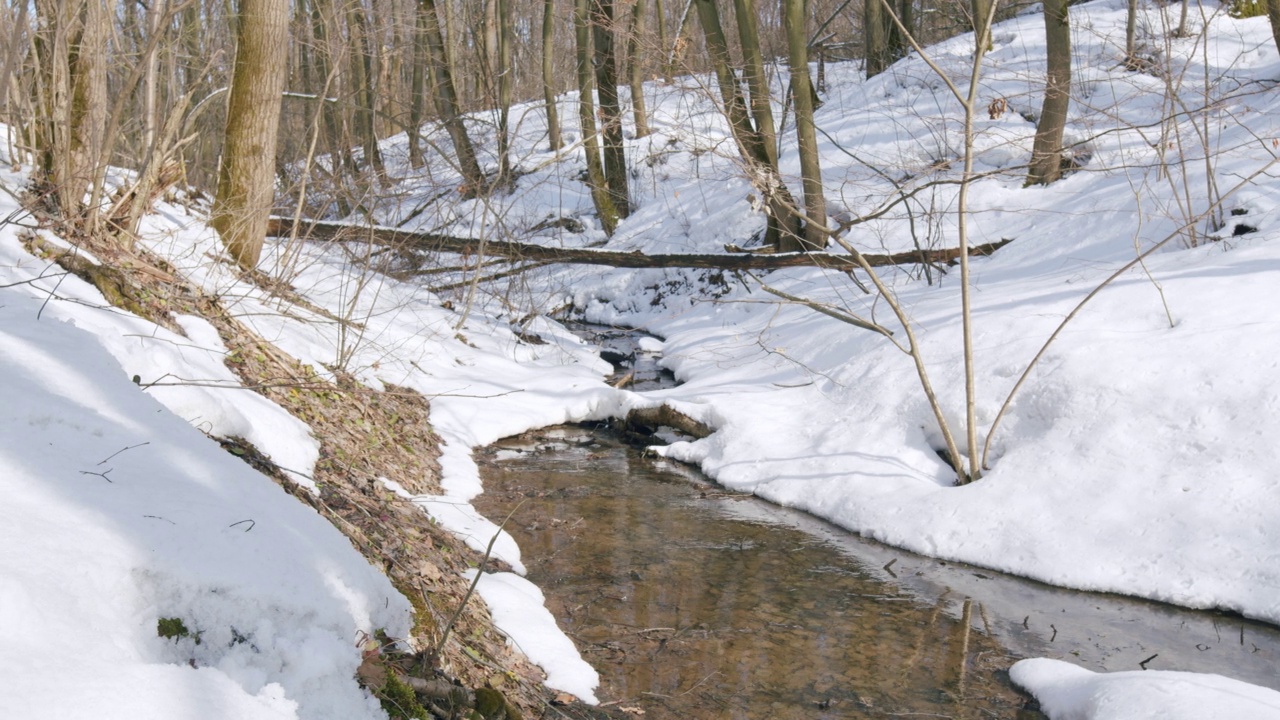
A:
[462,570,600,704]
[1011,658,1280,719]
[0,196,411,719]
[4,0,1280,715]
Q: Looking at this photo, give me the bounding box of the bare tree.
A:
[420,0,486,193]
[593,0,632,217]
[32,0,115,219]
[785,0,827,249]
[626,0,652,138]
[1027,0,1071,185]
[543,0,563,151]
[211,0,290,268]
[576,0,622,232]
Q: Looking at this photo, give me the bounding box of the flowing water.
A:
[473,328,1280,718]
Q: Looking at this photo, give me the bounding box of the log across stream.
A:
[473,328,1280,718]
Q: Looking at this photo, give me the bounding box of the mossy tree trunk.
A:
[211,0,289,269]
[593,0,631,218]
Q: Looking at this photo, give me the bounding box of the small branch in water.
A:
[1139,653,1158,670]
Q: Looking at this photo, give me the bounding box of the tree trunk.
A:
[785,0,827,250]
[496,0,514,184]
[667,0,696,79]
[693,0,803,250]
[1027,0,1070,186]
[864,0,890,77]
[542,0,563,151]
[1125,0,1138,65]
[654,0,670,82]
[346,2,385,180]
[593,0,631,218]
[1267,0,1280,60]
[972,0,993,51]
[419,0,486,193]
[211,0,289,269]
[733,0,778,168]
[408,0,430,168]
[33,0,113,220]
[576,0,621,233]
[627,0,651,138]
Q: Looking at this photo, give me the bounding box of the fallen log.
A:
[266,217,1011,272]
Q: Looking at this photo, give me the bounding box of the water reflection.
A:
[477,428,1046,717]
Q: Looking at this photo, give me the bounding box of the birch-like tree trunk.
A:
[211,0,289,268]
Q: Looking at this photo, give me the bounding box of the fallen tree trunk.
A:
[266,217,1011,272]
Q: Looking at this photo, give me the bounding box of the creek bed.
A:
[473,328,1280,718]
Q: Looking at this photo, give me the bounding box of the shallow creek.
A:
[473,329,1280,718]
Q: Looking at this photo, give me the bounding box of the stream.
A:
[472,327,1280,718]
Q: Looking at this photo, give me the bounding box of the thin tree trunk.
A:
[733,0,777,168]
[576,0,621,232]
[408,0,429,168]
[654,0,670,82]
[347,2,385,180]
[542,0,562,151]
[693,0,802,250]
[667,0,696,78]
[592,0,631,218]
[785,0,826,250]
[972,0,993,50]
[865,0,889,77]
[211,0,290,269]
[627,0,651,138]
[420,0,486,192]
[1027,0,1070,185]
[496,0,513,184]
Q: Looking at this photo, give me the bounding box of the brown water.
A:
[474,425,1280,718]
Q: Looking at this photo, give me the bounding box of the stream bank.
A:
[471,325,1280,717]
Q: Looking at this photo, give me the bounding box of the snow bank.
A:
[1011,658,1280,720]
[0,286,410,719]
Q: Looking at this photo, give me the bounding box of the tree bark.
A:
[496,0,514,184]
[593,0,631,217]
[419,0,486,193]
[626,0,651,138]
[732,0,778,168]
[33,0,114,219]
[408,0,430,168]
[576,0,621,233]
[1267,0,1280,61]
[785,0,827,250]
[346,2,385,180]
[266,217,1012,270]
[543,0,563,151]
[693,0,804,250]
[1027,0,1070,186]
[211,0,289,269]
